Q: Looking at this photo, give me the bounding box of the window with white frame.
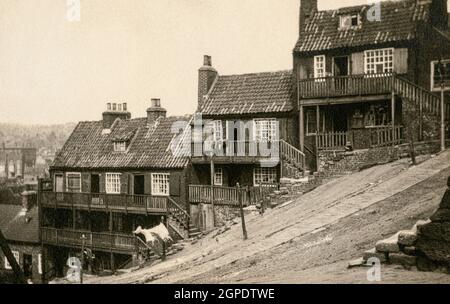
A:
[314,55,326,79]
[4,250,19,270]
[254,119,278,142]
[364,48,394,74]
[212,120,223,142]
[431,60,450,91]
[214,168,223,186]
[151,173,170,196]
[105,173,121,194]
[113,141,127,152]
[66,173,81,192]
[254,167,277,186]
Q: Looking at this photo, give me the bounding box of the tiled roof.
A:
[51,116,191,170]
[201,70,294,116]
[0,203,39,243]
[294,0,431,53]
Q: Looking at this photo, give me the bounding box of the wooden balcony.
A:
[298,73,395,100]
[41,192,168,215]
[188,184,278,206]
[191,140,280,165]
[41,227,145,254]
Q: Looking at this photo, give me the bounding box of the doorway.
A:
[23,254,33,279]
[134,175,145,195]
[54,174,63,192]
[333,56,349,76]
[91,174,100,193]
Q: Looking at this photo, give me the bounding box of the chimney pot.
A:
[151,98,161,108]
[203,55,212,67]
[147,98,166,126]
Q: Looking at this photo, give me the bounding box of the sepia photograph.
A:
[1,0,450,295]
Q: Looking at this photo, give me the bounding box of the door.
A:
[23,254,33,279]
[134,175,145,195]
[333,56,350,93]
[55,174,63,192]
[91,174,100,205]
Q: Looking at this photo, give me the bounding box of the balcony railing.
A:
[41,192,168,214]
[191,140,280,159]
[188,184,278,207]
[298,73,395,99]
[41,227,144,253]
[316,126,404,151]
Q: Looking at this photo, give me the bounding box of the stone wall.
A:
[318,140,446,177]
[416,176,450,270]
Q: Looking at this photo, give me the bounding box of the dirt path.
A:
[87,151,450,284]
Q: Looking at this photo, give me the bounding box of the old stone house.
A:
[294,0,450,171]
[187,0,450,229]
[39,101,197,279]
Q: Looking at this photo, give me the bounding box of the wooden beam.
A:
[0,230,26,284]
[299,105,305,152]
[391,91,396,147]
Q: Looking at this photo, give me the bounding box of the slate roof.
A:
[294,0,432,53]
[200,70,294,116]
[51,116,191,170]
[0,203,39,243]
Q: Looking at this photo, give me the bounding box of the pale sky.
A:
[0,0,448,124]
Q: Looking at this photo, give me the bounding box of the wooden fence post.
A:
[237,183,248,240]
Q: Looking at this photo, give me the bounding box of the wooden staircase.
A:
[393,75,442,116]
[280,140,307,179]
[167,197,200,240]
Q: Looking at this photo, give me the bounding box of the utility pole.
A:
[210,155,216,228]
[237,183,248,240]
[438,59,447,152]
[0,229,26,284]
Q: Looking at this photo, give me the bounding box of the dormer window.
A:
[113,141,127,152]
[340,14,360,30]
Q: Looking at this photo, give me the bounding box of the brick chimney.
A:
[428,0,448,30]
[299,0,318,35]
[198,55,218,112]
[102,103,131,129]
[147,98,167,126]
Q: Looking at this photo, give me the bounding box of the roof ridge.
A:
[218,69,293,78]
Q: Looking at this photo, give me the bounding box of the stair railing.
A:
[167,197,190,232]
[280,140,306,171]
